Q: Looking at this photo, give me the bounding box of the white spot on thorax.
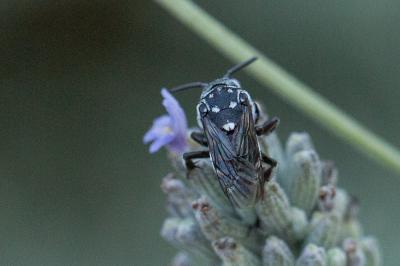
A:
[227,89,233,93]
[222,122,235,131]
[212,106,220,113]
[229,101,237,108]
[208,93,214,98]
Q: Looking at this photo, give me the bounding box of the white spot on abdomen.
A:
[209,93,214,98]
[229,101,237,108]
[227,89,233,93]
[222,122,236,131]
[212,106,220,113]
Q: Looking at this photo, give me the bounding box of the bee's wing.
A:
[234,104,260,162]
[202,105,260,207]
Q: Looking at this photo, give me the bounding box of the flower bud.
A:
[318,185,336,212]
[288,150,322,214]
[192,196,248,241]
[256,180,291,235]
[262,236,295,266]
[212,237,261,266]
[360,237,382,266]
[286,132,314,157]
[327,248,346,266]
[280,132,315,191]
[161,173,195,218]
[161,217,181,248]
[343,239,366,266]
[339,220,363,244]
[296,244,327,266]
[290,207,308,240]
[307,212,340,249]
[161,217,217,261]
[339,197,363,242]
[171,252,192,266]
[320,161,338,186]
[331,188,349,218]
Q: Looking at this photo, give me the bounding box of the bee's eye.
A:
[238,91,249,105]
[198,103,208,117]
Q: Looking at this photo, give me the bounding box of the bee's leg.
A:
[261,153,277,183]
[261,153,277,168]
[183,150,210,170]
[253,102,261,124]
[255,117,280,136]
[261,167,273,184]
[190,131,208,147]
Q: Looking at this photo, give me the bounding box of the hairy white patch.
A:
[222,122,235,131]
[212,106,220,113]
[227,88,233,93]
[208,93,214,98]
[229,101,237,109]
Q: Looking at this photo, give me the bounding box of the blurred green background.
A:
[2,0,400,265]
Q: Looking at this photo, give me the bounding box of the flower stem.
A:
[156,0,400,176]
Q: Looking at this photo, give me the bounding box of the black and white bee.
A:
[171,57,279,208]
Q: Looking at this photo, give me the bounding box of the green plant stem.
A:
[156,0,400,176]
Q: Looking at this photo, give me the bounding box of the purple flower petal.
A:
[153,115,172,127]
[161,89,188,134]
[161,89,188,148]
[143,130,157,144]
[143,89,188,154]
[168,136,187,153]
[149,134,174,153]
[143,115,171,143]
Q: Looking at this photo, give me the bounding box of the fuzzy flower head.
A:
[143,88,188,153]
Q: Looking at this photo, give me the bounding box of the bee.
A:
[171,57,279,208]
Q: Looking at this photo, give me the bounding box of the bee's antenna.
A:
[170,82,208,93]
[224,57,258,78]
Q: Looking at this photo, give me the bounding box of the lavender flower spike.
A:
[144,88,188,153]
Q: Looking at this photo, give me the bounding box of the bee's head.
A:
[199,77,241,99]
[169,57,258,131]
